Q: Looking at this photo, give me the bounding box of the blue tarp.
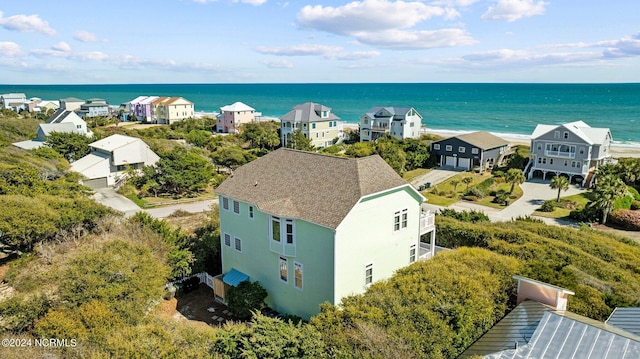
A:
[223,268,249,286]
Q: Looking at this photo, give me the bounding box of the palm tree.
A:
[462,177,473,191]
[592,174,628,224]
[550,176,570,203]
[504,168,525,194]
[450,180,460,193]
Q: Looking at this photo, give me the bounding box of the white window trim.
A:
[224,232,231,247]
[222,197,229,211]
[233,200,240,215]
[279,257,288,283]
[248,205,254,220]
[409,244,417,263]
[270,216,281,243]
[234,237,242,252]
[294,261,303,291]
[458,146,466,153]
[445,145,453,151]
[394,208,408,232]
[365,263,373,286]
[471,148,479,154]
[433,144,440,150]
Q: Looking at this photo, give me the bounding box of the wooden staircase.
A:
[584,171,595,188]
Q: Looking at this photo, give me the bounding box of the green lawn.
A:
[422,172,524,208]
[533,192,592,219]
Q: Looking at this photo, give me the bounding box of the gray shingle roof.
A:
[279,102,340,123]
[215,148,411,229]
[455,131,510,150]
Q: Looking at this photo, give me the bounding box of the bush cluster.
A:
[609,209,640,230]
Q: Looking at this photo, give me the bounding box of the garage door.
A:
[83,177,108,189]
[458,158,471,170]
[445,156,456,167]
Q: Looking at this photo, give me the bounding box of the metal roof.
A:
[223,268,249,286]
[606,308,640,337]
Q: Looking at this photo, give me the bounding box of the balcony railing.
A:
[370,126,390,132]
[419,210,435,235]
[545,150,576,159]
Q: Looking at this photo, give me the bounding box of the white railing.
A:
[545,150,576,159]
[420,211,435,233]
[166,272,215,290]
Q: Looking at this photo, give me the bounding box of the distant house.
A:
[280,102,340,148]
[78,98,110,118]
[71,134,159,189]
[214,148,436,319]
[24,97,42,112]
[0,93,27,112]
[360,106,422,141]
[460,276,640,358]
[59,97,85,112]
[36,100,60,113]
[526,121,612,187]
[216,102,261,133]
[430,131,511,172]
[154,97,194,124]
[13,109,92,150]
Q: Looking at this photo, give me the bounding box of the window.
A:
[294,262,303,290]
[224,233,231,247]
[550,159,554,165]
[554,131,560,139]
[472,148,479,154]
[433,144,440,150]
[248,205,254,219]
[271,217,281,242]
[279,257,288,283]
[394,209,408,231]
[312,123,316,129]
[564,132,569,139]
[234,237,242,252]
[579,147,585,155]
[365,263,373,286]
[564,160,568,166]
[222,197,229,211]
[445,145,453,151]
[285,219,294,244]
[459,146,466,153]
[233,200,240,214]
[409,244,417,263]
[364,119,369,125]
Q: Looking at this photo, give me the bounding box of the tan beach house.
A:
[280,102,340,149]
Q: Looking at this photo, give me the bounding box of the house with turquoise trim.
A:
[214,148,436,319]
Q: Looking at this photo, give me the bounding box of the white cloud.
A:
[296,0,474,50]
[255,44,380,60]
[0,11,56,35]
[52,42,71,52]
[256,44,343,56]
[481,0,547,22]
[355,28,477,49]
[0,42,23,57]
[74,30,101,42]
[540,33,640,58]
[461,49,601,68]
[233,0,267,5]
[298,0,449,34]
[261,59,294,68]
[193,0,267,4]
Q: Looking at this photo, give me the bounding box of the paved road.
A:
[92,188,218,219]
[145,199,218,218]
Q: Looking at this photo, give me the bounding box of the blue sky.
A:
[1,0,639,84]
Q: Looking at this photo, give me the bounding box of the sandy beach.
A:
[422,129,640,159]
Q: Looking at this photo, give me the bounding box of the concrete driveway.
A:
[492,179,586,221]
[92,188,141,217]
[410,168,463,188]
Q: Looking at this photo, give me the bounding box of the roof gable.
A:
[215,148,414,228]
[280,102,340,123]
[220,102,255,112]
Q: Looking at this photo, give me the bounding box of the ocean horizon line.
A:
[3,82,640,86]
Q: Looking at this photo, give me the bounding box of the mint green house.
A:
[214,148,436,319]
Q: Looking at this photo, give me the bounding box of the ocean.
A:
[1,83,639,145]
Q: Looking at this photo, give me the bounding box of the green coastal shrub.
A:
[540,200,555,212]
